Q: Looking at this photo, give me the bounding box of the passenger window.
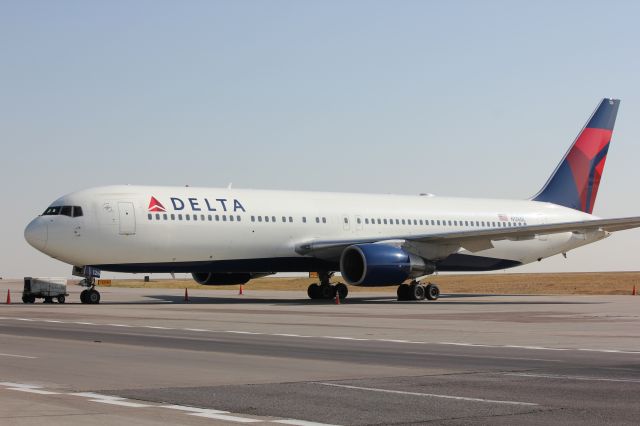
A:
[289,216,293,222]
[357,218,361,224]
[344,217,348,224]
[316,217,320,223]
[251,216,255,222]
[186,214,190,221]
[401,219,406,225]
[258,216,262,222]
[156,213,161,220]
[302,217,306,223]
[193,214,198,221]
[419,220,423,225]
[171,214,175,220]
[229,215,234,221]
[377,219,381,224]
[322,217,326,223]
[178,214,183,220]
[163,214,168,220]
[208,215,212,221]
[148,214,152,220]
[215,215,220,221]
[201,214,205,221]
[282,216,286,223]
[237,215,241,221]
[365,218,369,224]
[383,219,388,224]
[272,216,276,222]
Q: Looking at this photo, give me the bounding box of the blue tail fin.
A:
[533,98,619,213]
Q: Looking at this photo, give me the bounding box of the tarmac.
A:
[0,280,639,425]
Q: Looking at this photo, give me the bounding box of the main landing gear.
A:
[307,272,348,300]
[79,277,101,304]
[397,281,440,301]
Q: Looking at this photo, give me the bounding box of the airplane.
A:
[24,98,640,304]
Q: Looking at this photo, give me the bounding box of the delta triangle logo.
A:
[148,196,166,212]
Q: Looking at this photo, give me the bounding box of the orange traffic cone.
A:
[238,284,243,295]
[6,289,10,304]
[633,285,637,296]
[335,291,340,305]
[184,288,189,302]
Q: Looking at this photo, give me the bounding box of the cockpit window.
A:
[43,206,62,215]
[60,206,73,217]
[42,205,83,217]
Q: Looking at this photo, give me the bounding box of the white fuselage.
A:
[24,185,606,276]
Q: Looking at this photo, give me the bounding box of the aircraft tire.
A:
[88,290,100,304]
[335,283,348,300]
[425,284,440,301]
[307,283,320,300]
[410,283,426,301]
[80,290,89,304]
[319,285,334,300]
[397,284,410,301]
[57,295,66,304]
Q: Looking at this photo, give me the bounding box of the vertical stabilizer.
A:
[533,98,619,213]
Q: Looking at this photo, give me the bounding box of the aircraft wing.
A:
[295,216,640,260]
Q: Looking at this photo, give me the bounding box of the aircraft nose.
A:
[24,218,48,251]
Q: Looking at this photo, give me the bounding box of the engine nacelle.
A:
[191,272,252,285]
[340,243,433,286]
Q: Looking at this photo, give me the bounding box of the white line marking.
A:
[162,404,229,414]
[0,352,38,359]
[4,316,639,355]
[273,420,340,426]
[12,388,60,395]
[317,383,538,406]
[189,412,262,422]
[70,392,151,407]
[504,373,640,383]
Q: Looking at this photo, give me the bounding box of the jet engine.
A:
[340,243,433,286]
[191,272,252,285]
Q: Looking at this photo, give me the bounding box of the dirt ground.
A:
[101,272,640,295]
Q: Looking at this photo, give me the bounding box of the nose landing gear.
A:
[79,277,101,304]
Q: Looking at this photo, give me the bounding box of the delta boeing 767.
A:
[24,99,640,303]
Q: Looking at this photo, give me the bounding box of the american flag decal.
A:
[498,214,509,221]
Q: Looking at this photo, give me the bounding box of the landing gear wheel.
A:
[57,295,66,304]
[397,284,410,301]
[307,283,320,300]
[43,297,53,304]
[80,290,89,304]
[88,290,100,304]
[410,282,426,301]
[335,283,348,300]
[425,284,440,301]
[319,285,334,300]
[22,295,34,304]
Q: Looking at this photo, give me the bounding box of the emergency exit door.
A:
[118,202,136,235]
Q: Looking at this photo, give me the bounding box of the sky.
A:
[1,0,640,278]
